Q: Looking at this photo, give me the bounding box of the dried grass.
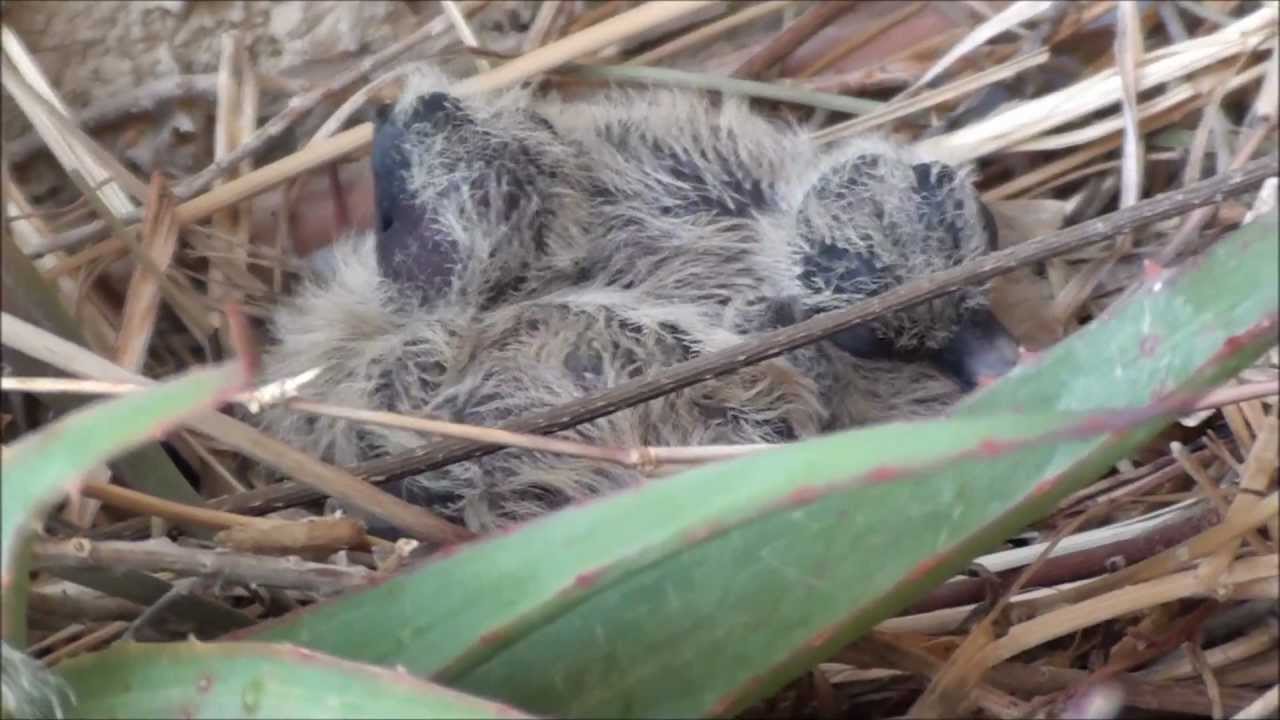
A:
[2,1,1277,716]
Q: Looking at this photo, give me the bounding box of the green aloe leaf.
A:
[239,210,1278,718]
[55,642,534,719]
[0,230,207,509]
[1,361,246,646]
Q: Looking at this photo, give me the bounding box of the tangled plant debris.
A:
[1,2,1277,718]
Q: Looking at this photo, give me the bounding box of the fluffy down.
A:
[256,236,825,532]
[252,67,1017,534]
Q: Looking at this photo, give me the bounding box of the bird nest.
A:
[2,2,1277,718]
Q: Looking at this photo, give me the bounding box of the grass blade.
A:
[2,361,247,644]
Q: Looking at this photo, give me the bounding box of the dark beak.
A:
[930,308,1021,391]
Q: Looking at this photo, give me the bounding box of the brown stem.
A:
[30,537,372,595]
[732,1,857,79]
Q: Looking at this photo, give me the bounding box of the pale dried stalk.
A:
[0,375,313,411]
[1156,113,1277,268]
[918,6,1278,163]
[0,368,773,468]
[1014,492,1278,616]
[2,81,151,205]
[83,477,393,550]
[0,26,137,214]
[10,374,1275,470]
[208,33,259,348]
[876,577,1095,636]
[78,479,273,533]
[173,123,373,228]
[289,400,641,467]
[861,633,1030,719]
[1140,618,1280,681]
[1115,0,1147,214]
[0,312,472,545]
[2,191,115,357]
[443,0,491,72]
[1011,60,1267,152]
[1171,441,1272,554]
[907,0,1054,93]
[564,63,881,115]
[114,177,180,374]
[983,101,1195,200]
[1200,413,1279,589]
[310,3,495,143]
[1185,642,1225,720]
[788,26,971,95]
[307,66,416,144]
[41,622,129,667]
[1180,40,1260,204]
[979,554,1278,669]
[1020,152,1184,200]
[67,168,217,347]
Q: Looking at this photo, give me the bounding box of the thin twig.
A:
[41,621,129,667]
[1156,117,1278,264]
[981,554,1277,670]
[78,479,283,532]
[732,1,856,79]
[0,375,774,468]
[30,537,373,595]
[0,311,474,545]
[171,8,464,201]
